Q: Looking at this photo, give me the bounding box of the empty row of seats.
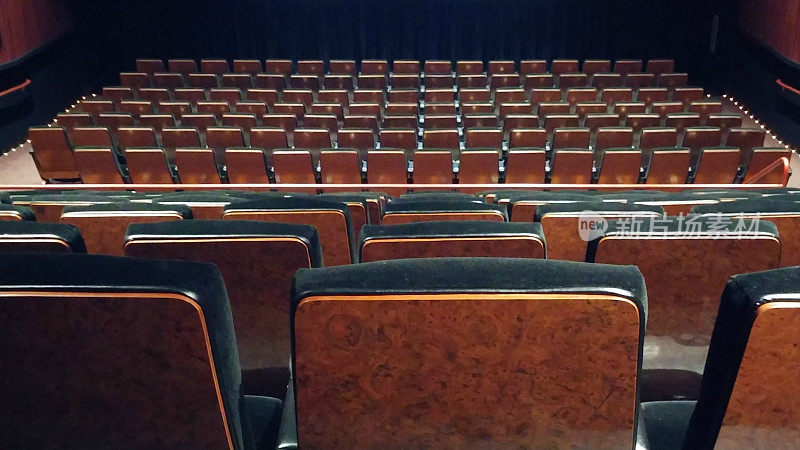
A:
[4,212,800,448]
[137,58,679,76]
[100,85,706,109]
[30,123,786,187]
[127,58,686,90]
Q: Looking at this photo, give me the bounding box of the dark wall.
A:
[719,0,800,149]
[71,0,720,81]
[2,0,737,151]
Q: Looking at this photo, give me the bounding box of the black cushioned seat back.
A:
[588,216,780,402]
[382,199,507,224]
[0,253,250,449]
[290,258,647,449]
[125,220,321,398]
[0,204,35,221]
[0,221,86,252]
[685,266,800,448]
[359,220,545,261]
[222,196,355,266]
[155,192,249,220]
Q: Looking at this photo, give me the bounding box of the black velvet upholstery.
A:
[292,257,646,316]
[534,201,665,222]
[640,400,696,450]
[125,220,323,267]
[0,204,36,221]
[683,266,800,449]
[384,200,508,219]
[0,221,86,252]
[692,198,800,214]
[61,202,194,218]
[393,192,478,203]
[360,220,543,241]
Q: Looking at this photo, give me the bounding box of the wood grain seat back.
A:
[59,203,191,255]
[505,191,594,222]
[693,199,800,267]
[598,148,644,184]
[125,148,175,184]
[589,216,780,399]
[124,220,321,396]
[535,202,664,261]
[685,266,800,448]
[28,126,80,180]
[222,197,355,265]
[0,253,244,449]
[291,258,646,449]
[359,221,546,261]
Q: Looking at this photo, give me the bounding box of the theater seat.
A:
[693,199,800,267]
[675,266,800,448]
[318,192,387,228]
[502,191,593,222]
[359,221,545,261]
[0,252,282,449]
[222,196,356,265]
[0,221,86,252]
[381,200,507,224]
[286,257,646,448]
[124,220,322,399]
[59,203,192,255]
[589,216,780,401]
[535,201,663,261]
[155,192,246,220]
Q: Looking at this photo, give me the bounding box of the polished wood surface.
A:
[60,212,184,255]
[382,211,506,225]
[594,236,779,364]
[294,293,641,449]
[0,291,232,448]
[125,238,311,379]
[717,303,800,448]
[222,209,352,265]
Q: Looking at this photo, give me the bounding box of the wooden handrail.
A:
[744,156,790,185]
[0,79,31,99]
[777,79,800,97]
[0,183,786,192]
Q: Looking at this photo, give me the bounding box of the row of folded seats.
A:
[94,86,710,112]
[128,58,686,90]
[4,230,800,447]
[29,123,784,188]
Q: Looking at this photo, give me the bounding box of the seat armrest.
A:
[639,400,696,450]
[277,381,298,449]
